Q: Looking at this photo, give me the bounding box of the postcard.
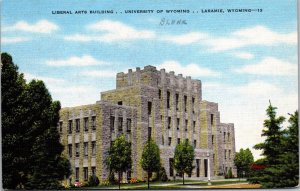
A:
[1,0,298,189]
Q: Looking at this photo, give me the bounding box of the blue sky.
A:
[2,0,298,159]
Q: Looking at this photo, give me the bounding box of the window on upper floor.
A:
[118,101,122,105]
[59,121,63,133]
[228,132,230,142]
[192,97,195,113]
[68,120,72,134]
[84,117,88,132]
[185,120,188,131]
[158,89,162,99]
[68,144,72,157]
[75,119,80,133]
[118,117,123,131]
[92,116,96,130]
[184,95,187,112]
[211,114,214,125]
[110,116,115,131]
[127,118,131,132]
[75,143,79,157]
[177,118,180,130]
[212,135,214,145]
[167,91,170,109]
[168,117,171,129]
[84,142,88,156]
[175,93,179,110]
[148,101,152,115]
[193,121,196,133]
[168,137,172,146]
[193,140,197,148]
[177,138,180,144]
[92,141,96,156]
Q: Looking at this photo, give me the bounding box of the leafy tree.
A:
[174,139,195,185]
[140,138,160,189]
[2,53,71,189]
[106,134,132,189]
[253,101,286,188]
[234,148,254,179]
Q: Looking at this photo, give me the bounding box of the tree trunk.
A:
[148,171,150,189]
[119,172,121,189]
[183,172,185,185]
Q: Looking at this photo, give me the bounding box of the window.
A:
[68,120,72,134]
[224,132,226,142]
[158,89,161,99]
[118,117,123,131]
[92,141,96,156]
[224,149,227,160]
[59,121,63,133]
[168,137,172,146]
[68,144,72,157]
[84,167,88,181]
[211,114,214,125]
[212,135,214,145]
[193,140,197,148]
[177,118,180,130]
[167,91,170,109]
[193,121,196,133]
[92,167,96,176]
[76,119,80,133]
[92,116,96,130]
[148,101,152,115]
[177,138,180,144]
[185,120,188,131]
[196,159,200,177]
[167,117,171,129]
[84,142,88,156]
[213,154,215,163]
[162,135,164,145]
[148,127,152,138]
[175,93,179,110]
[228,132,230,142]
[192,97,195,113]
[184,95,187,112]
[84,117,88,132]
[75,143,79,157]
[169,158,174,176]
[118,101,122,105]
[229,150,231,159]
[75,168,79,181]
[126,119,131,132]
[110,116,115,131]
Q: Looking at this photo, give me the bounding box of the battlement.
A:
[116,65,202,93]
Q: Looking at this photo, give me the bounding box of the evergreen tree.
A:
[174,139,195,185]
[2,53,71,189]
[253,101,285,188]
[106,134,132,189]
[140,138,160,189]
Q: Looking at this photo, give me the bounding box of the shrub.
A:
[88,175,100,187]
[101,180,110,186]
[159,167,168,182]
[227,168,233,178]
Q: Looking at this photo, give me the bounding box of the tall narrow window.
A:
[169,158,174,176]
[148,127,152,138]
[193,121,196,133]
[168,117,171,129]
[162,135,164,145]
[158,89,161,99]
[84,142,88,156]
[196,159,200,177]
[229,150,231,159]
[211,114,214,125]
[68,144,72,157]
[177,138,180,144]
[92,167,96,176]
[184,95,187,112]
[84,167,88,181]
[148,101,152,115]
[118,101,122,105]
[126,119,131,132]
[167,91,170,109]
[175,93,179,110]
[213,154,215,163]
[59,121,63,133]
[193,140,197,148]
[68,120,72,134]
[92,116,96,130]
[76,119,80,133]
[84,117,88,132]
[75,168,79,181]
[224,150,227,160]
[168,137,172,146]
[75,143,80,157]
[192,97,195,113]
[118,117,123,131]
[177,118,180,130]
[110,116,115,131]
[92,141,96,156]
[185,120,188,131]
[212,135,214,145]
[224,132,226,142]
[228,132,230,142]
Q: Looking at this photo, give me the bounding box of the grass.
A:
[83,179,249,189]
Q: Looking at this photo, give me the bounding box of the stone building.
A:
[59,65,236,184]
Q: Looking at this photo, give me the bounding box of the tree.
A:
[174,139,195,185]
[106,134,132,189]
[276,111,299,187]
[234,148,254,179]
[140,138,160,189]
[2,53,71,189]
[253,101,286,188]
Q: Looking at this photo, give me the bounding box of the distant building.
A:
[59,65,236,184]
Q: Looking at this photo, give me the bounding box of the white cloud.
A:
[3,20,59,34]
[206,25,297,52]
[162,32,208,45]
[235,57,297,76]
[65,20,155,42]
[80,70,116,78]
[24,73,65,85]
[157,60,219,77]
[46,55,108,67]
[1,36,30,44]
[203,80,298,160]
[232,52,254,59]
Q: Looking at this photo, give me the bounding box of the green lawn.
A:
[82,179,248,190]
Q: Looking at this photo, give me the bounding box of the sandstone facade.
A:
[59,65,236,184]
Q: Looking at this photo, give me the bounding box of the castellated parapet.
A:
[59,65,236,185]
